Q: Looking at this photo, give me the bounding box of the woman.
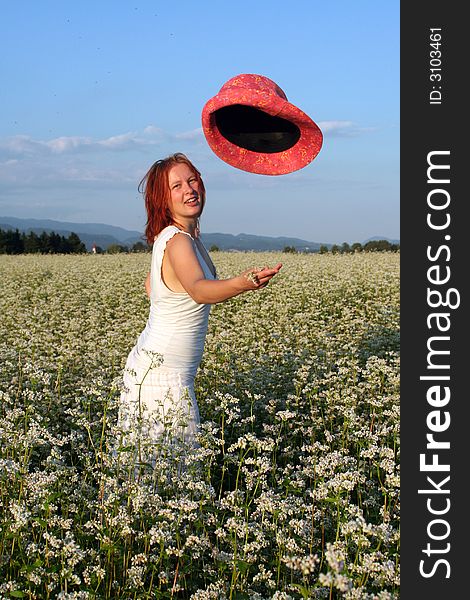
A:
[118,153,282,460]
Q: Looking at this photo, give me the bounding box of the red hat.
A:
[201,74,323,175]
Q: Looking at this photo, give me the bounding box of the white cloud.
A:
[318,120,375,137]
[0,119,377,198]
[175,127,204,141]
[0,119,371,161]
[97,132,140,149]
[2,135,44,155]
[143,125,165,136]
[46,136,94,153]
[0,125,200,160]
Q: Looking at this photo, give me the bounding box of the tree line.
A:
[97,241,149,254]
[1,228,399,255]
[0,228,87,254]
[0,228,152,255]
[320,240,400,253]
[282,240,400,254]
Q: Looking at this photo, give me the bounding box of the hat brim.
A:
[202,88,323,175]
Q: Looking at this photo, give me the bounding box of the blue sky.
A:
[0,1,399,244]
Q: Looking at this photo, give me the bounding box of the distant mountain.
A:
[364,236,400,245]
[199,232,325,252]
[0,216,398,252]
[0,216,144,251]
[0,216,142,241]
[0,216,329,252]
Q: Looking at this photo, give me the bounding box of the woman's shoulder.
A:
[155,225,178,240]
[154,225,181,242]
[154,225,194,248]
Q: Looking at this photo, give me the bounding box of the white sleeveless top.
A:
[134,225,215,379]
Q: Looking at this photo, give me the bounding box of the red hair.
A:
[139,153,206,244]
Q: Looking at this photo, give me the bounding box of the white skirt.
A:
[117,346,201,468]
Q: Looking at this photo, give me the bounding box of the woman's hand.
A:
[239,263,283,290]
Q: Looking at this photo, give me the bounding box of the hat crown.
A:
[219,74,288,101]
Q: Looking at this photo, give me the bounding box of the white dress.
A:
[118,225,215,459]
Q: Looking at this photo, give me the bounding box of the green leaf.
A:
[235,559,250,575]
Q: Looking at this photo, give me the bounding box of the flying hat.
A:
[201,73,323,176]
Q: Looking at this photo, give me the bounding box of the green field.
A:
[0,252,400,599]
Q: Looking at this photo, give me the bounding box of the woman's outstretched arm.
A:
[166,232,282,304]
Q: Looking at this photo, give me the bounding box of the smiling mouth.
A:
[184,197,199,205]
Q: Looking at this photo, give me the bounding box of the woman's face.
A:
[167,162,202,222]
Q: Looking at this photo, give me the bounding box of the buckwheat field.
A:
[0,251,400,600]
